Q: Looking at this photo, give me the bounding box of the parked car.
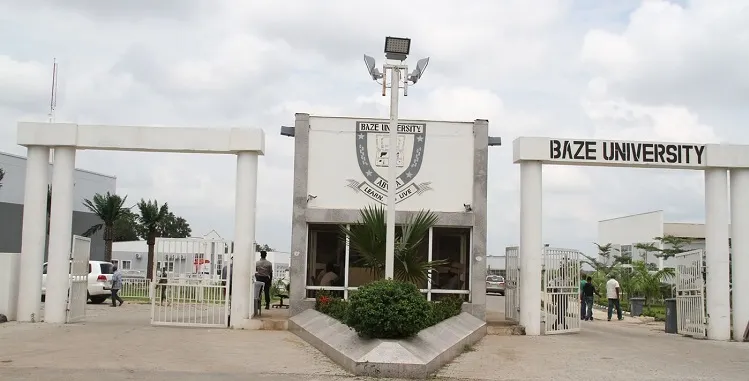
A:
[41,261,114,304]
[486,275,505,295]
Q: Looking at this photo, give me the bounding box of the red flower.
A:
[319,296,331,304]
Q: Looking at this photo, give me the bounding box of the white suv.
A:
[41,261,114,304]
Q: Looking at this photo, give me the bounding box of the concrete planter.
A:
[289,309,486,379]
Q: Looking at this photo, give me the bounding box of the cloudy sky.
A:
[1,0,747,257]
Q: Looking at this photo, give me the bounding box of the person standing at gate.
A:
[158,267,169,306]
[582,276,601,321]
[580,275,587,319]
[110,265,124,307]
[255,251,273,310]
[606,274,623,321]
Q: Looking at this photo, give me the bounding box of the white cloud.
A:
[1,0,746,257]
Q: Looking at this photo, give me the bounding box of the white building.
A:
[597,210,724,269]
[0,151,116,260]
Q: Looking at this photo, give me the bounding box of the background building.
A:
[486,255,505,277]
[287,114,489,318]
[112,230,291,280]
[0,151,116,260]
[597,210,720,269]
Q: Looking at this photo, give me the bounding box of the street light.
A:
[363,36,430,279]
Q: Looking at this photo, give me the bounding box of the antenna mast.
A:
[48,58,58,123]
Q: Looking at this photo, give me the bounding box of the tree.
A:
[653,235,692,259]
[81,192,131,262]
[255,243,274,252]
[581,243,622,275]
[627,261,675,305]
[148,211,192,238]
[339,205,448,284]
[112,210,140,242]
[634,242,659,266]
[112,209,192,241]
[137,199,170,280]
[0,167,5,189]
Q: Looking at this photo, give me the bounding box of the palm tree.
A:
[81,192,131,262]
[339,205,448,285]
[628,261,675,305]
[137,199,169,280]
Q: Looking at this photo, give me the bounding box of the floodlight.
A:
[488,136,502,146]
[280,126,295,137]
[363,54,382,80]
[384,36,411,60]
[408,57,430,84]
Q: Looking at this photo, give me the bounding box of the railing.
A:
[120,276,150,299]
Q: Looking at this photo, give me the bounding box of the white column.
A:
[230,151,258,327]
[519,161,543,336]
[704,168,731,341]
[384,65,401,279]
[44,146,76,324]
[730,169,749,341]
[16,146,50,322]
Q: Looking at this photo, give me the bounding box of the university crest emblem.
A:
[345,121,433,204]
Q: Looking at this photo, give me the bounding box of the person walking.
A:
[606,274,623,321]
[255,251,273,310]
[110,265,124,307]
[582,276,601,321]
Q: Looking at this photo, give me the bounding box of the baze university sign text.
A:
[549,139,706,166]
[346,121,433,204]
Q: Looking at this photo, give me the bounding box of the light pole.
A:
[364,37,430,279]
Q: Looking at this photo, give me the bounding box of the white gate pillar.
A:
[519,161,543,336]
[704,168,731,341]
[16,145,50,322]
[230,151,259,327]
[730,169,749,341]
[44,146,77,324]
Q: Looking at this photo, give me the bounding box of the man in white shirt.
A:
[606,275,623,321]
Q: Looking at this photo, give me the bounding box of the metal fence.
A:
[151,276,229,327]
[119,276,150,299]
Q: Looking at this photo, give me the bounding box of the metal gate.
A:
[66,235,91,323]
[151,238,231,328]
[675,249,706,338]
[505,246,520,321]
[542,248,581,335]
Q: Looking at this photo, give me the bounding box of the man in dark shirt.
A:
[582,276,601,321]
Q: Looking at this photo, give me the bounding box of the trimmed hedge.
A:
[315,280,464,339]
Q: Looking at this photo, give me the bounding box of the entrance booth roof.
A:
[17,122,265,155]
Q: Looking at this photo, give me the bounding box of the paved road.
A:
[2,297,748,380]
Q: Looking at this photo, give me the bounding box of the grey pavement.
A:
[1,297,748,380]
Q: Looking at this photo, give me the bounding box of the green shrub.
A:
[345,279,432,339]
[430,295,464,325]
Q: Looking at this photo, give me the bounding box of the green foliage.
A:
[429,295,464,325]
[653,235,692,259]
[138,199,170,280]
[582,243,623,275]
[345,280,432,339]
[255,243,275,252]
[0,167,5,189]
[339,205,448,284]
[314,282,464,339]
[81,192,132,262]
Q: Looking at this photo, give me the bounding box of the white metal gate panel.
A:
[505,246,520,322]
[151,238,230,328]
[67,235,91,323]
[675,249,706,338]
[542,248,581,335]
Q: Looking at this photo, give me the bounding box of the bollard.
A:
[665,298,677,334]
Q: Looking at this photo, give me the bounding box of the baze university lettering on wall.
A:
[346,121,433,204]
[549,139,705,165]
